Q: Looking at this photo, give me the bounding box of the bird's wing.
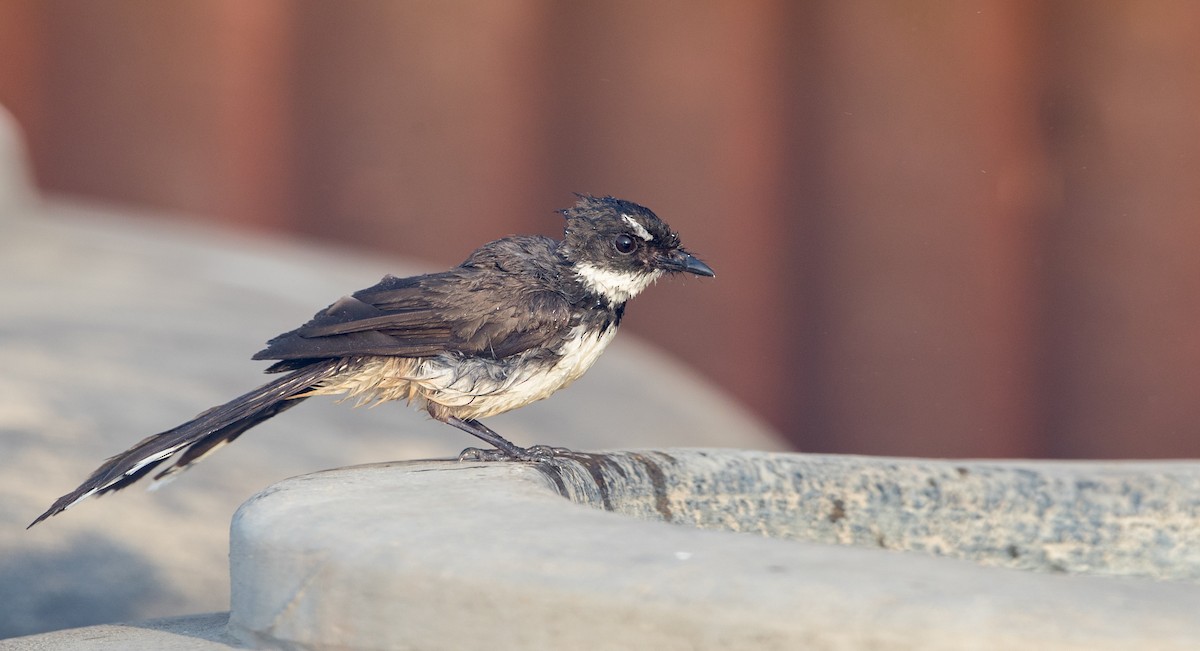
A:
[252,269,576,365]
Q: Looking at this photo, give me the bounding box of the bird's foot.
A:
[457,444,574,462]
[524,444,574,458]
[457,447,510,462]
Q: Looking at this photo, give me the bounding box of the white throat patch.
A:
[575,262,661,304]
[621,213,654,241]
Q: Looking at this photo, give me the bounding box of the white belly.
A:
[470,323,618,415]
[420,323,619,418]
[311,324,619,420]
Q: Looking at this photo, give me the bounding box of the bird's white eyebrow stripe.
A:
[621,214,654,241]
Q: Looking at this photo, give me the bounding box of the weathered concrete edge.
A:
[228,451,1200,651]
[533,449,1200,581]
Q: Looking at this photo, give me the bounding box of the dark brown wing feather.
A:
[253,236,577,366]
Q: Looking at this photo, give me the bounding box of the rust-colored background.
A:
[3,1,1199,459]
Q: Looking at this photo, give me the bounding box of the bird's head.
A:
[560,195,715,304]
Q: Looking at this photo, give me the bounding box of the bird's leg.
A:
[448,417,528,460]
[447,417,570,462]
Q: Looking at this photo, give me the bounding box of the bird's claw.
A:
[523,444,573,458]
[458,447,510,462]
[457,444,573,462]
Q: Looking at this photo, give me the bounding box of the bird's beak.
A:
[660,249,715,277]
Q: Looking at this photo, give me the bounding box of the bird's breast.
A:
[547,321,620,387]
[420,321,619,419]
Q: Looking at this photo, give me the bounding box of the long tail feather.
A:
[29,361,339,527]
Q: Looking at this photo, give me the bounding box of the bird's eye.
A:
[613,233,637,254]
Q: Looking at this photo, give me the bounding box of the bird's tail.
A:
[29,360,340,528]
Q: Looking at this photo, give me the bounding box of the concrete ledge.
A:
[229,450,1200,650]
[0,613,238,650]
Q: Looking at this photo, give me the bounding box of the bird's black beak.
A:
[660,249,715,277]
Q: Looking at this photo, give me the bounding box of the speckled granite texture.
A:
[541,450,1200,580]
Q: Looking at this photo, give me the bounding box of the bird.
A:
[29,195,714,527]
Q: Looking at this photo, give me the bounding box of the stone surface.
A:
[540,451,1200,581]
[0,111,783,638]
[0,614,239,651]
[229,451,1200,651]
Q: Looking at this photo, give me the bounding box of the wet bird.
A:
[30,195,714,526]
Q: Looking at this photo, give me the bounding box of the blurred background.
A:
[2,0,1199,459]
